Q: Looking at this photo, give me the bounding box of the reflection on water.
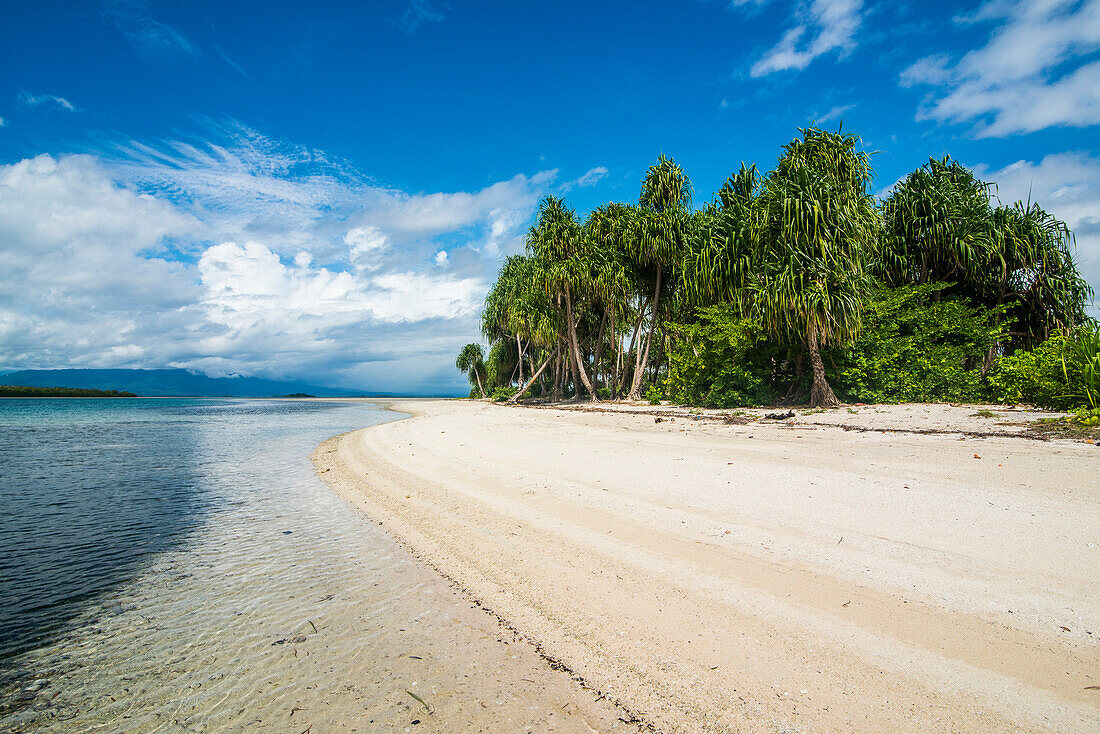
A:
[0,398,395,729]
[1,399,211,659]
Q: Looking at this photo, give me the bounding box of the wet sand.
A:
[314,399,1100,733]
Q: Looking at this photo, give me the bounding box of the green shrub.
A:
[489,386,516,402]
[1067,322,1100,408]
[987,323,1099,409]
[665,307,779,408]
[645,385,662,405]
[1073,407,1100,426]
[986,335,1071,408]
[833,284,1005,403]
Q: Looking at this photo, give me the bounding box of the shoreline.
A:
[314,399,1100,733]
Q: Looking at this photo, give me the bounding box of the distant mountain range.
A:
[0,368,390,398]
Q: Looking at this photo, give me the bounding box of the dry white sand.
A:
[313,399,1100,733]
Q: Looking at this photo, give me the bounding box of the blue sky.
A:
[1,0,1098,394]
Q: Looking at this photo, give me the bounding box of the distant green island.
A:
[0,385,137,398]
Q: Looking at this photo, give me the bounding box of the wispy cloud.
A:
[0,116,6,127]
[902,0,1100,137]
[750,0,864,77]
[214,46,251,81]
[400,0,445,33]
[100,0,198,58]
[19,92,75,111]
[813,103,855,124]
[559,166,610,192]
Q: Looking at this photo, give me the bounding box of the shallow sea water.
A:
[0,399,636,733]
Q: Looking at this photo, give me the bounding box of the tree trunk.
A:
[551,345,564,402]
[622,297,645,397]
[783,352,803,400]
[591,307,609,393]
[564,283,599,402]
[474,369,486,399]
[515,334,525,386]
[612,320,622,397]
[629,263,662,400]
[807,329,839,408]
[508,347,556,404]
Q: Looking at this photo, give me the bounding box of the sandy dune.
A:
[313,399,1100,733]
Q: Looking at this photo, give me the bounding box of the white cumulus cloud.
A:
[902,0,1100,137]
[0,124,601,392]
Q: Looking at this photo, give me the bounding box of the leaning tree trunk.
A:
[508,347,556,404]
[629,263,662,400]
[564,283,599,402]
[474,369,486,399]
[807,329,839,408]
[622,297,645,397]
[612,325,622,397]
[515,334,525,386]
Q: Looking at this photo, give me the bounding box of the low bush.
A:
[832,284,1004,403]
[665,307,779,408]
[987,323,1099,409]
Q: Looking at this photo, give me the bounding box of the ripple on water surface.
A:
[0,399,639,733]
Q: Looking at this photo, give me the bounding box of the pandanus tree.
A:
[483,255,539,386]
[455,343,487,397]
[626,155,693,400]
[880,156,995,287]
[583,203,637,394]
[503,256,567,403]
[986,202,1091,348]
[751,127,880,407]
[882,157,1091,350]
[528,195,599,401]
[680,163,758,310]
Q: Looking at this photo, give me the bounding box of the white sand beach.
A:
[313,399,1100,733]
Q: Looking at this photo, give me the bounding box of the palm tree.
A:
[528,196,599,401]
[626,155,693,400]
[455,343,487,397]
[882,157,1092,350]
[583,203,636,394]
[987,201,1091,348]
[880,156,995,287]
[750,127,880,407]
[680,163,758,310]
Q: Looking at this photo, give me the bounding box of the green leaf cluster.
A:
[832,284,1005,403]
[987,323,1099,410]
[666,307,778,408]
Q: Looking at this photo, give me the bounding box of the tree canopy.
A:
[457,126,1095,410]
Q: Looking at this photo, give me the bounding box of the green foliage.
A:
[987,323,1099,409]
[465,126,1093,411]
[985,334,1071,408]
[666,307,778,408]
[1072,407,1100,426]
[1066,322,1100,408]
[489,386,516,402]
[645,385,662,405]
[832,284,1004,403]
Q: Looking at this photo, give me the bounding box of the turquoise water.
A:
[0,398,395,722]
